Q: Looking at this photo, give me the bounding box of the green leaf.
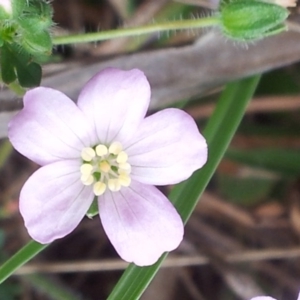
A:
[0,42,42,87]
[107,75,261,300]
[217,173,277,206]
[26,274,84,300]
[226,147,300,178]
[15,60,41,87]
[22,31,52,57]
[0,44,17,84]
[0,241,47,284]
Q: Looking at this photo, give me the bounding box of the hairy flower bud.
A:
[220,0,289,41]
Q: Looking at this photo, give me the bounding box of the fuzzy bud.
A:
[220,0,289,41]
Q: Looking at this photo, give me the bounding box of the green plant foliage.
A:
[220,0,289,40]
[86,198,99,219]
[217,172,278,206]
[1,42,41,87]
[0,43,16,83]
[0,0,53,87]
[226,148,300,178]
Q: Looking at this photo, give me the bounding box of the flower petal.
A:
[77,68,150,145]
[125,108,207,185]
[250,298,276,300]
[8,87,94,166]
[19,160,94,243]
[98,180,183,266]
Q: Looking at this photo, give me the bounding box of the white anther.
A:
[116,151,128,164]
[118,162,131,173]
[108,179,121,191]
[99,161,111,173]
[96,144,108,156]
[118,173,131,187]
[93,182,107,196]
[81,147,96,162]
[81,174,94,186]
[109,141,122,155]
[80,163,93,175]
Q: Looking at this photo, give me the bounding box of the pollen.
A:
[80,141,131,195]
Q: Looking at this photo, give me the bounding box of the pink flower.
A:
[0,0,11,14]
[8,68,207,266]
[251,296,276,300]
[251,292,300,300]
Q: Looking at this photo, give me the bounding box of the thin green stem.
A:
[0,139,12,169]
[0,241,48,284]
[8,81,26,96]
[0,74,26,97]
[53,17,221,45]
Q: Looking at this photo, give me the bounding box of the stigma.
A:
[80,141,131,196]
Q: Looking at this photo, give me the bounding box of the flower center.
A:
[80,141,131,196]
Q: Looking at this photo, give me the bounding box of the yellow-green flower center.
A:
[80,141,131,196]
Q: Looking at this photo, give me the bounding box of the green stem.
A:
[0,139,13,169]
[107,75,261,300]
[8,81,26,96]
[53,17,220,45]
[0,74,26,97]
[0,241,48,283]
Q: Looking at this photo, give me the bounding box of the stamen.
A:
[93,182,106,196]
[118,173,131,187]
[80,163,93,175]
[81,147,96,161]
[109,141,122,155]
[108,178,121,191]
[81,174,94,186]
[96,144,108,156]
[118,162,131,173]
[80,141,131,194]
[116,151,128,164]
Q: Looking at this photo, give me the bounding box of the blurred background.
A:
[1,0,300,299]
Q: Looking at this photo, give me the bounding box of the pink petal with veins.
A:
[99,180,183,266]
[20,160,94,243]
[77,68,150,145]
